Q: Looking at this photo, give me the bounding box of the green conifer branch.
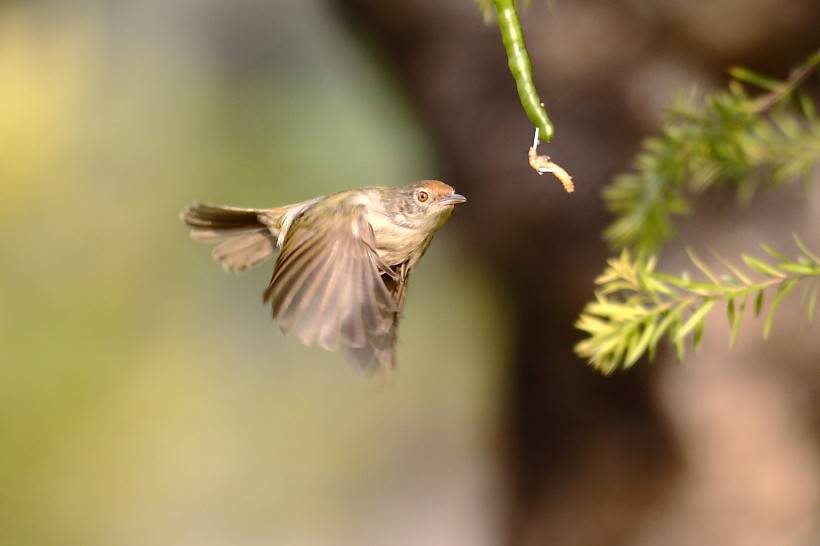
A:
[604,49,820,253]
[575,237,820,374]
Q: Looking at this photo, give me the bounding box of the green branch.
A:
[604,49,820,253]
[575,237,820,374]
[490,0,554,142]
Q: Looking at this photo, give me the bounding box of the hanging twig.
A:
[493,0,554,142]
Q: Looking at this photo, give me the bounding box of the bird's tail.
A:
[180,203,282,272]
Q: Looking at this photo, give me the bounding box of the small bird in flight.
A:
[181,180,466,372]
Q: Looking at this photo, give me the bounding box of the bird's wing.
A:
[181,203,289,272]
[263,198,399,372]
[345,261,410,371]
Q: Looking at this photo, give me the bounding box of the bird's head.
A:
[385,180,466,231]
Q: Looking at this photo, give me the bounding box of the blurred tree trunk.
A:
[335,1,820,544]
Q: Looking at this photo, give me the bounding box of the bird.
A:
[180,180,466,372]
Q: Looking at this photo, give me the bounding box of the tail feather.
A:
[181,202,279,272]
[181,203,266,229]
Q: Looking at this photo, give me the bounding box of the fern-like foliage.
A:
[605,50,820,253]
[575,237,820,374]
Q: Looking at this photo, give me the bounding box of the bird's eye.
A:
[416,190,429,203]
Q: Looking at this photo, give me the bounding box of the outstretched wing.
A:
[263,198,399,371]
[346,262,410,371]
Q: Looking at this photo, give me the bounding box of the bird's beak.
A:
[440,193,467,206]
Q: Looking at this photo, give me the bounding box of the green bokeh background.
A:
[1,2,508,544]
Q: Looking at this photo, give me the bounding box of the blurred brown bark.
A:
[334,1,820,544]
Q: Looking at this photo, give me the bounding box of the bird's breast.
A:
[366,211,428,266]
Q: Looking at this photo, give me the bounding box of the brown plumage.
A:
[180,180,466,372]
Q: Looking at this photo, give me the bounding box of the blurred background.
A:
[2,1,819,545]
